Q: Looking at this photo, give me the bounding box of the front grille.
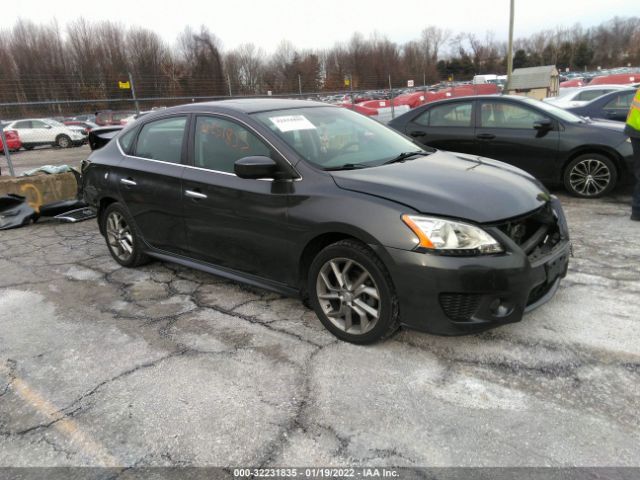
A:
[439,293,482,322]
[497,203,562,262]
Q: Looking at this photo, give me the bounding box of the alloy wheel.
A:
[105,211,134,262]
[568,158,611,197]
[316,258,381,335]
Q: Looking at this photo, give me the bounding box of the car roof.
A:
[151,98,331,116]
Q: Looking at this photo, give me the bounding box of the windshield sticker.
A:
[269,115,316,132]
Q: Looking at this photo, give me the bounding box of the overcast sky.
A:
[6,0,639,52]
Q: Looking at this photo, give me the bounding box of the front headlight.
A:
[402,214,503,255]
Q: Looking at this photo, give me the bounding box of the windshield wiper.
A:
[324,163,371,171]
[382,150,425,165]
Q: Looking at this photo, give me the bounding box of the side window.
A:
[480,102,546,129]
[413,110,430,127]
[13,121,32,129]
[194,116,271,173]
[118,127,138,154]
[31,120,48,128]
[428,102,473,127]
[134,116,187,163]
[603,92,634,110]
[574,90,605,102]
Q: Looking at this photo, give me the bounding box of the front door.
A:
[182,115,292,283]
[475,100,560,182]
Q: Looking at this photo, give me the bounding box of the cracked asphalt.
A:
[0,188,639,468]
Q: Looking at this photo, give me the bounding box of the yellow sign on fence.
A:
[118,81,131,90]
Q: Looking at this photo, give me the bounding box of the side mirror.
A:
[533,118,552,130]
[234,156,279,179]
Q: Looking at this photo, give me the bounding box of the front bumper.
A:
[381,200,570,335]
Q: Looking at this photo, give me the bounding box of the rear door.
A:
[182,114,291,282]
[403,100,478,155]
[117,115,189,254]
[11,121,35,144]
[475,99,560,181]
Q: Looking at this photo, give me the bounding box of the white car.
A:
[543,84,628,108]
[3,118,85,150]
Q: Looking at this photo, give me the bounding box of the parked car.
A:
[83,99,571,343]
[70,114,97,123]
[3,118,85,149]
[589,73,639,86]
[388,95,634,198]
[0,129,22,153]
[64,120,99,135]
[566,88,637,123]
[543,84,628,108]
[95,110,136,126]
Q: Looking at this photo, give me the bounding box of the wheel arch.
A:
[297,226,389,295]
[97,196,118,236]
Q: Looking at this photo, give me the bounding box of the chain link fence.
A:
[0,72,498,176]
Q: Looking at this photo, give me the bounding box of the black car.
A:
[83,99,570,344]
[388,95,634,198]
[567,88,636,123]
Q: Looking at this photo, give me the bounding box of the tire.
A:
[307,239,400,344]
[563,153,617,198]
[56,135,72,148]
[101,203,150,267]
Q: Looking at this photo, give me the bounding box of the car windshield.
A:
[520,97,584,123]
[252,106,428,170]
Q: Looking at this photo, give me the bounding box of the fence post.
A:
[298,74,302,96]
[227,74,233,97]
[128,72,140,115]
[389,74,395,120]
[0,129,16,177]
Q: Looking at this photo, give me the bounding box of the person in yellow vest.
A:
[626,88,640,221]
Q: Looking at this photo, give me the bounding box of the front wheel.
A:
[563,154,617,198]
[56,135,71,148]
[308,239,400,344]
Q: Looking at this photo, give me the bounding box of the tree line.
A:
[0,16,638,115]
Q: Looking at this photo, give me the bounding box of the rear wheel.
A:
[308,239,400,344]
[563,153,617,198]
[101,203,150,267]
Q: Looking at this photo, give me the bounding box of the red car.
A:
[560,78,584,88]
[0,130,22,152]
[589,73,638,85]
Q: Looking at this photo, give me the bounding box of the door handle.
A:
[476,133,496,140]
[120,178,137,186]
[185,189,207,200]
[409,130,426,137]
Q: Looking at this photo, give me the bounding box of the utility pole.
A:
[506,0,515,87]
[227,74,232,97]
[298,74,302,96]
[128,72,140,115]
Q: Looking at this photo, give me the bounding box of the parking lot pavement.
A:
[0,191,639,468]
[1,145,89,176]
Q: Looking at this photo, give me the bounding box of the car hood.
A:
[330,151,549,223]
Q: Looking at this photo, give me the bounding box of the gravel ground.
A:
[0,178,638,469]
